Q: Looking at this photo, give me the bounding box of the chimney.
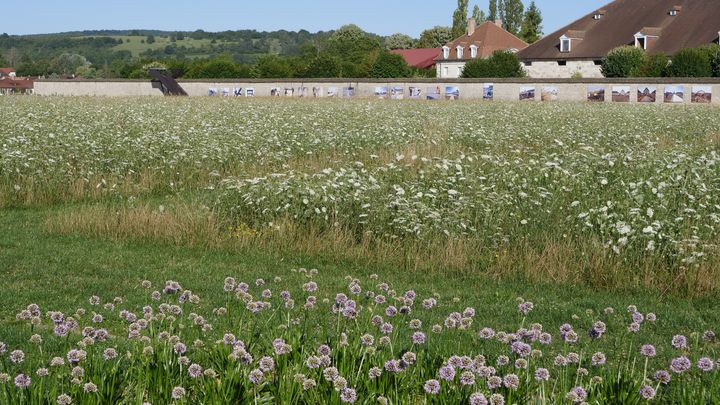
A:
[467,18,476,36]
[494,19,503,28]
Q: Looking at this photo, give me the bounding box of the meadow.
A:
[0,97,719,403]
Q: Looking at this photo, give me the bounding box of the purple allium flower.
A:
[564,330,579,343]
[323,367,339,382]
[66,349,86,364]
[438,366,456,381]
[593,321,607,334]
[511,341,532,358]
[628,322,641,333]
[639,385,656,400]
[174,342,187,355]
[306,356,321,369]
[632,312,644,324]
[489,393,505,405]
[385,306,397,317]
[671,335,688,349]
[83,382,98,393]
[460,370,476,386]
[518,301,534,315]
[412,332,426,345]
[487,376,502,389]
[655,370,671,385]
[539,332,552,345]
[463,307,476,318]
[188,363,203,378]
[479,327,496,339]
[591,352,606,366]
[554,355,568,367]
[14,374,31,389]
[380,323,394,335]
[670,356,692,374]
[640,344,656,357]
[384,359,400,373]
[503,374,520,390]
[9,350,24,364]
[248,369,264,384]
[566,386,587,403]
[697,357,714,372]
[171,386,185,399]
[369,367,382,379]
[422,298,436,309]
[424,379,441,394]
[340,388,357,403]
[469,392,488,405]
[103,348,118,360]
[535,368,550,381]
[259,356,275,372]
[703,330,716,342]
[646,313,656,322]
[56,394,73,405]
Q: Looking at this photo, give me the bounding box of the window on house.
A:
[593,14,602,20]
[457,46,464,59]
[636,36,646,50]
[560,38,571,53]
[443,66,449,76]
[669,10,678,16]
[523,61,533,66]
[442,47,450,59]
[557,60,567,66]
[470,46,478,58]
[594,60,603,66]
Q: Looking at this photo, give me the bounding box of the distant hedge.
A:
[602,44,720,78]
[461,50,525,78]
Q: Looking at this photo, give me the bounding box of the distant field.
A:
[0,98,719,404]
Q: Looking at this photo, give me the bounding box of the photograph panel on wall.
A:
[284,88,295,97]
[483,83,494,101]
[246,88,255,97]
[445,86,460,100]
[519,86,535,101]
[612,86,630,102]
[541,86,558,102]
[270,87,281,97]
[342,87,356,97]
[409,86,423,99]
[664,85,684,103]
[312,87,324,97]
[691,86,712,103]
[298,87,309,97]
[426,86,441,100]
[637,85,657,103]
[327,87,339,98]
[221,87,231,97]
[587,85,605,102]
[391,86,404,100]
[374,86,388,99]
[208,87,218,96]
[233,87,243,97]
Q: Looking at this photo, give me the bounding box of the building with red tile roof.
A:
[389,48,441,70]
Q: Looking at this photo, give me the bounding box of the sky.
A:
[9,0,611,37]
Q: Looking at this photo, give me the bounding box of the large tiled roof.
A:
[518,0,720,60]
[435,21,528,61]
[389,48,441,69]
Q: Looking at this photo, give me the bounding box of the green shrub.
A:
[665,48,712,77]
[601,46,645,77]
[637,53,668,77]
[461,50,525,78]
[697,44,720,77]
[369,52,409,78]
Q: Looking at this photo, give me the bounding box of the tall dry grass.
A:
[44,203,720,296]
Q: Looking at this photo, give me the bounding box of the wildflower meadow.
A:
[1,96,719,403]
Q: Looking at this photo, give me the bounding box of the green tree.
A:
[637,53,668,77]
[601,46,645,77]
[452,0,470,39]
[75,64,100,79]
[501,0,525,35]
[384,33,414,50]
[49,53,89,75]
[461,49,524,77]
[369,52,409,78]
[146,34,156,44]
[252,54,293,78]
[324,24,381,64]
[0,52,7,67]
[698,44,720,77]
[303,53,342,77]
[416,26,453,48]
[472,5,486,24]
[489,0,498,21]
[519,1,543,43]
[665,48,712,77]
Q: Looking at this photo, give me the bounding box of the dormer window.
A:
[470,45,478,58]
[456,46,464,59]
[669,10,678,16]
[560,35,571,53]
[442,46,450,59]
[635,35,647,50]
[669,6,681,16]
[593,10,606,20]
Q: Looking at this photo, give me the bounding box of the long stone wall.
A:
[34,79,720,105]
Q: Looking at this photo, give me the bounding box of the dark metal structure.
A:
[149,68,188,96]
